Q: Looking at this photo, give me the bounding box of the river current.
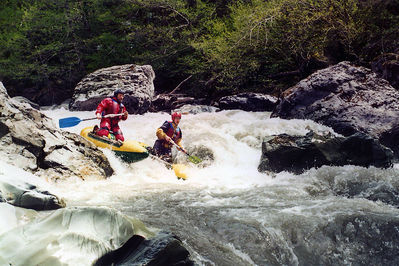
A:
[42,108,399,265]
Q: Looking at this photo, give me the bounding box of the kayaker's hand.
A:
[96,113,102,120]
[165,136,171,143]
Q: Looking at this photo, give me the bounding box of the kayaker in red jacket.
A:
[152,112,186,162]
[95,89,128,142]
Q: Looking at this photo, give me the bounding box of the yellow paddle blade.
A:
[172,164,188,180]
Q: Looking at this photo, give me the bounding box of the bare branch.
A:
[168,75,193,95]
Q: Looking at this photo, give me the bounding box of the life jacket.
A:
[166,121,181,140]
[161,121,181,148]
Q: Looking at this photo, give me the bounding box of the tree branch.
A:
[168,75,192,95]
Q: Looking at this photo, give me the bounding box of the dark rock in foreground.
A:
[94,231,193,266]
[271,61,399,159]
[258,131,393,174]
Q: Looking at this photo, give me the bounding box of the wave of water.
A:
[36,109,399,265]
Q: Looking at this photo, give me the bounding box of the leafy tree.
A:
[0,0,398,104]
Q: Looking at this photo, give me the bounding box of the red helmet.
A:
[171,112,182,121]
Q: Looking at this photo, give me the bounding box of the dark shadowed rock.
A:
[94,231,193,266]
[271,61,399,158]
[258,131,393,174]
[216,92,278,111]
[371,52,399,90]
[150,93,209,112]
[0,82,113,181]
[69,64,155,114]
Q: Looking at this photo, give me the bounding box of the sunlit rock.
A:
[11,96,40,110]
[272,61,399,159]
[69,64,155,114]
[258,131,393,174]
[0,82,113,181]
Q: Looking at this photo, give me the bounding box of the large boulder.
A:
[271,61,399,158]
[69,64,155,114]
[258,131,394,174]
[216,92,278,111]
[0,82,113,181]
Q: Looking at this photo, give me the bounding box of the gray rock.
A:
[174,104,219,114]
[11,96,40,110]
[271,61,399,159]
[0,82,113,181]
[258,131,393,174]
[217,92,278,111]
[0,180,64,211]
[69,64,155,114]
[94,231,193,266]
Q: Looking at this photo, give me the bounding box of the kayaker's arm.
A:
[157,121,172,141]
[156,128,167,140]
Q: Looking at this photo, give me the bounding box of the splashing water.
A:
[27,108,399,265]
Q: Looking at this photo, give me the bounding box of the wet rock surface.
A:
[94,231,193,266]
[258,131,393,174]
[271,61,399,159]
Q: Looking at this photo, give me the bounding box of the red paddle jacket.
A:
[95,97,128,124]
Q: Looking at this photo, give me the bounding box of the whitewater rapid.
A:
[8,108,399,265]
[40,108,335,201]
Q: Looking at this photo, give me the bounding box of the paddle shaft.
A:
[59,113,125,128]
[169,139,187,154]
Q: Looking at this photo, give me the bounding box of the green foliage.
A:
[0,0,398,103]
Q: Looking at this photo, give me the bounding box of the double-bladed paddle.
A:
[59,114,124,128]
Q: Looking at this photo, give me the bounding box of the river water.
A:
[42,108,399,265]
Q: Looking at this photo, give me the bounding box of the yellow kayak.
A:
[80,126,149,163]
[172,164,188,180]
